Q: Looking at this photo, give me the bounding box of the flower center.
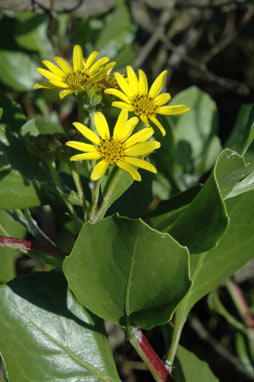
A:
[131,94,159,117]
[98,138,125,164]
[64,71,91,90]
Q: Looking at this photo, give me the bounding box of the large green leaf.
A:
[63,215,191,330]
[0,50,40,91]
[0,210,26,283]
[151,149,251,254]
[0,271,120,382]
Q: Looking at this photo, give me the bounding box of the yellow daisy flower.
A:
[104,66,190,136]
[65,109,160,182]
[34,45,115,99]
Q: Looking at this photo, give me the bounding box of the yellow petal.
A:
[158,105,190,115]
[42,60,64,77]
[113,109,128,140]
[154,93,171,106]
[138,69,148,95]
[85,51,98,69]
[34,82,56,90]
[37,68,61,81]
[112,101,134,111]
[125,141,160,156]
[91,160,109,181]
[49,79,68,88]
[124,127,154,148]
[116,161,141,181]
[65,141,97,152]
[54,56,73,74]
[150,116,166,136]
[59,89,74,99]
[90,57,110,73]
[122,117,139,142]
[124,157,157,174]
[115,72,133,97]
[104,88,130,104]
[70,152,101,161]
[148,70,168,98]
[73,45,84,72]
[94,112,110,139]
[127,66,139,94]
[72,122,100,145]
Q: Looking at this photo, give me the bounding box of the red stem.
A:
[130,328,174,382]
[0,236,68,258]
[230,279,254,333]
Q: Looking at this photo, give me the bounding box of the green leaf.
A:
[0,92,78,209]
[226,104,254,156]
[0,50,40,91]
[187,189,254,313]
[174,345,218,382]
[21,116,64,136]
[0,271,120,382]
[0,210,26,283]
[152,149,250,254]
[94,0,136,59]
[100,167,133,213]
[148,185,202,232]
[14,12,53,58]
[167,86,222,188]
[63,215,191,330]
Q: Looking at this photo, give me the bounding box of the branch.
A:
[176,0,254,10]
[189,314,254,382]
[0,0,116,18]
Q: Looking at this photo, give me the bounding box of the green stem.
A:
[69,162,88,219]
[47,159,83,227]
[90,179,101,221]
[92,168,123,222]
[76,94,89,125]
[166,254,206,365]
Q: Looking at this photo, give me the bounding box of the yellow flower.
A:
[65,109,160,182]
[34,45,115,99]
[104,66,190,136]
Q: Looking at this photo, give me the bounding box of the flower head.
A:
[105,66,190,136]
[34,45,115,99]
[65,109,160,182]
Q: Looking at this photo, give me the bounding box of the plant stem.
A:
[128,328,174,382]
[92,168,123,222]
[90,179,101,221]
[69,162,88,219]
[0,235,68,258]
[47,159,83,226]
[225,278,254,336]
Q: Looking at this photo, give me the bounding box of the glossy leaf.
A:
[0,271,120,382]
[0,210,26,283]
[63,215,191,330]
[0,50,40,91]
